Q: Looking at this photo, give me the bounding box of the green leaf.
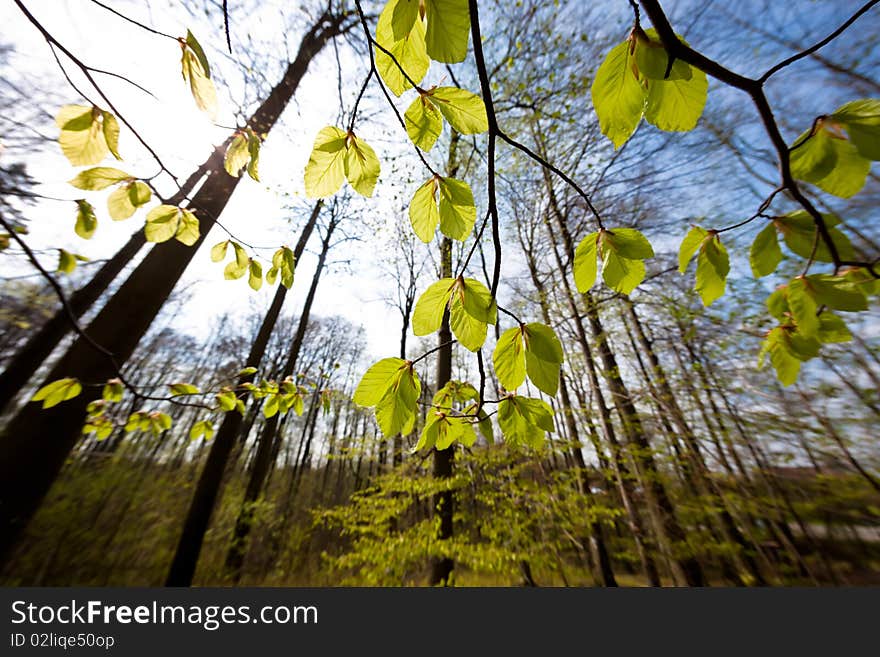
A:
[591,40,646,148]
[57,249,77,274]
[405,96,444,151]
[107,181,151,221]
[216,390,238,412]
[211,240,229,262]
[270,246,296,289]
[766,287,789,322]
[604,227,654,260]
[175,208,200,246]
[810,136,870,198]
[248,259,263,291]
[450,301,487,352]
[749,222,782,278]
[816,312,852,343]
[101,111,121,160]
[304,126,347,198]
[375,363,421,437]
[68,167,131,191]
[412,278,455,336]
[573,232,599,293]
[424,0,470,64]
[438,177,476,240]
[354,357,407,407]
[376,0,429,96]
[409,176,476,242]
[790,124,870,198]
[429,86,488,135]
[601,249,645,295]
[773,211,854,263]
[56,105,109,166]
[32,377,82,409]
[644,66,708,132]
[787,278,819,338]
[181,30,217,118]
[694,233,729,306]
[525,322,563,363]
[409,176,441,242]
[678,225,707,273]
[498,396,554,448]
[144,205,179,243]
[493,326,526,391]
[190,419,215,441]
[805,274,867,312]
[246,130,261,181]
[831,98,880,160]
[102,379,124,403]
[224,133,250,177]
[458,277,497,324]
[169,382,200,396]
[75,200,98,239]
[344,133,381,197]
[758,328,800,387]
[633,29,692,81]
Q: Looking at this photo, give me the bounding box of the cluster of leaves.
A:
[789,99,880,199]
[210,240,295,291]
[591,27,708,148]
[573,227,655,295]
[223,128,262,181]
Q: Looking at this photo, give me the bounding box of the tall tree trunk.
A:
[223,217,336,582]
[430,236,454,586]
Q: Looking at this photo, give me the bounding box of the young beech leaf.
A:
[32,377,82,409]
[644,63,707,132]
[57,249,77,274]
[695,234,729,306]
[830,98,880,161]
[102,378,124,403]
[787,278,819,338]
[599,228,654,295]
[428,86,488,135]
[436,175,477,240]
[498,395,555,448]
[375,0,429,97]
[102,111,121,160]
[405,96,444,151]
[805,274,868,312]
[679,226,729,306]
[190,420,215,441]
[412,278,456,335]
[75,200,98,240]
[144,205,200,246]
[633,29,692,81]
[169,382,199,396]
[304,126,347,198]
[211,240,229,262]
[758,327,802,387]
[68,167,131,191]
[56,105,112,166]
[573,232,599,292]
[773,211,854,263]
[749,222,782,278]
[591,41,646,148]
[409,175,476,242]
[224,133,250,177]
[247,259,263,291]
[354,357,407,407]
[374,362,421,437]
[107,181,152,221]
[180,30,218,118]
[524,322,564,397]
[493,326,527,392]
[423,0,471,64]
[269,246,296,289]
[246,130,261,181]
[343,133,381,197]
[789,121,870,198]
[304,128,381,198]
